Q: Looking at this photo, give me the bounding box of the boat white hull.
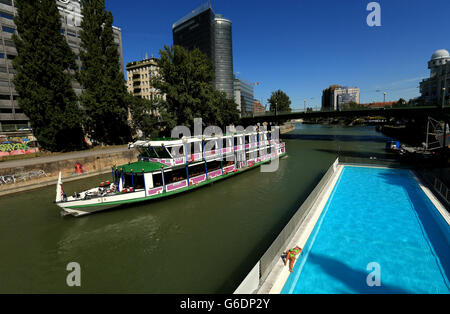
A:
[56,151,287,217]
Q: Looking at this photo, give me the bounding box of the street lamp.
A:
[304,99,307,112]
[442,87,446,108]
[383,92,387,103]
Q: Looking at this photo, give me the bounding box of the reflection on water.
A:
[0,124,389,293]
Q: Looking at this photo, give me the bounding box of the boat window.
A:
[142,146,172,159]
[224,160,234,167]
[245,151,252,161]
[122,173,145,190]
[188,163,206,178]
[165,167,187,185]
[138,147,151,158]
[207,160,222,172]
[170,145,184,158]
[153,172,164,187]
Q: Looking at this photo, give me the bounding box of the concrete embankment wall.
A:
[280,123,295,134]
[0,149,138,196]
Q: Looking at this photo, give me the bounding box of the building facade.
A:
[126,56,164,101]
[0,0,124,131]
[420,49,450,106]
[172,2,234,100]
[253,100,265,115]
[321,85,341,110]
[321,85,360,111]
[335,87,360,109]
[233,77,254,115]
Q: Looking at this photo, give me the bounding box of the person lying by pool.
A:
[284,246,302,273]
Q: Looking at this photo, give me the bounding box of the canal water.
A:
[0,124,391,293]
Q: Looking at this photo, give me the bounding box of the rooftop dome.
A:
[431,49,450,60]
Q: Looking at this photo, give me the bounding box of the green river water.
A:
[0,124,391,293]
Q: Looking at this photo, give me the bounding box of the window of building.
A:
[4,39,14,47]
[0,0,12,6]
[0,11,13,20]
[2,26,15,34]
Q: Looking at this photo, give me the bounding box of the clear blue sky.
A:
[106,0,450,109]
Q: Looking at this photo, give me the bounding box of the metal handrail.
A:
[433,177,450,206]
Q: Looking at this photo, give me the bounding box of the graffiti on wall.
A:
[0,170,47,186]
[0,135,39,157]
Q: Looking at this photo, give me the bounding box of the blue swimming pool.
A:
[282,166,450,294]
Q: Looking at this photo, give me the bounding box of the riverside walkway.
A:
[0,145,134,196]
[0,146,129,170]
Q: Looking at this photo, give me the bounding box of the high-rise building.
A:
[335,87,360,109]
[321,85,360,111]
[126,56,164,101]
[0,0,124,132]
[420,49,450,106]
[321,85,341,111]
[233,77,254,115]
[172,2,234,100]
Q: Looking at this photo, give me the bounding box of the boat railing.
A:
[138,141,282,166]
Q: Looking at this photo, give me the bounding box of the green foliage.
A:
[268,90,292,113]
[342,101,365,110]
[392,98,407,108]
[151,45,240,130]
[128,95,171,139]
[79,0,131,145]
[12,0,85,152]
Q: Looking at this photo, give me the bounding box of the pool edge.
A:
[256,164,344,294]
[255,164,450,295]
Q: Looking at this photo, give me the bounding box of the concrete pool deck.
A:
[257,164,344,294]
[412,171,450,226]
[256,164,450,294]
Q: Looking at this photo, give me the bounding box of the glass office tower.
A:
[213,15,233,100]
[172,2,234,100]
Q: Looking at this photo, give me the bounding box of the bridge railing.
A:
[241,105,447,119]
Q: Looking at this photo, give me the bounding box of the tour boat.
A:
[55,128,287,217]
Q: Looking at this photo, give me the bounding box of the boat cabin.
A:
[112,130,285,197]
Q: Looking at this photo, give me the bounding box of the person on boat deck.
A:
[284,246,302,273]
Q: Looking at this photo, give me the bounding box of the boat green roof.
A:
[116,161,168,173]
